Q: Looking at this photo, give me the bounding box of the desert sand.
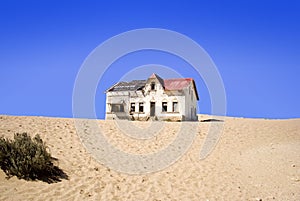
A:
[0,114,299,201]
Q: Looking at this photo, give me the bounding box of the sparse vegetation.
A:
[163,118,181,122]
[0,133,68,183]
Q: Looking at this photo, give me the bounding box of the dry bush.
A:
[0,133,68,183]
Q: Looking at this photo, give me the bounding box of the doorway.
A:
[150,102,155,116]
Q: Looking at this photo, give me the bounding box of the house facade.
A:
[105,74,199,121]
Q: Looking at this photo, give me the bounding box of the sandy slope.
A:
[0,115,299,201]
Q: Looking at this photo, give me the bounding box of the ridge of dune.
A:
[0,114,299,200]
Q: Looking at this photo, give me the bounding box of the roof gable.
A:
[147,73,164,87]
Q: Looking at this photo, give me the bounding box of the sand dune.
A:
[0,115,299,200]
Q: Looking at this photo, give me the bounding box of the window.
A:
[151,82,155,90]
[172,102,178,112]
[139,102,144,112]
[111,104,124,112]
[130,103,135,113]
[162,102,167,112]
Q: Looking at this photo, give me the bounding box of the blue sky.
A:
[0,0,299,119]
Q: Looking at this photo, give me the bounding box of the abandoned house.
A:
[105,73,199,121]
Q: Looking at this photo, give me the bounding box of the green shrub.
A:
[0,133,68,183]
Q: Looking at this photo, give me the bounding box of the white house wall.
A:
[183,83,198,121]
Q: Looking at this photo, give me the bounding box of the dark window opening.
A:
[151,82,155,90]
[130,103,135,113]
[139,102,144,112]
[162,102,167,112]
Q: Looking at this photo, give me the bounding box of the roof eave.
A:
[192,80,200,100]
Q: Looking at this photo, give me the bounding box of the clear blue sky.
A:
[0,0,299,119]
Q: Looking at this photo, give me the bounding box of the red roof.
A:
[163,78,199,100]
[163,78,193,90]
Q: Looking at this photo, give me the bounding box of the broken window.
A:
[162,102,167,112]
[139,102,144,112]
[172,102,178,112]
[111,104,124,112]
